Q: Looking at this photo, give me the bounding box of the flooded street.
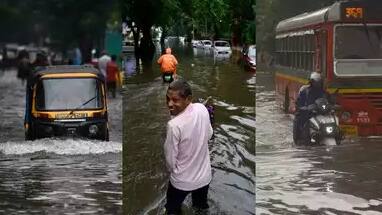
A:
[0,70,122,214]
[123,47,255,214]
[256,71,382,214]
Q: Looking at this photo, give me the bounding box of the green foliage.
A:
[122,0,255,45]
[0,0,117,52]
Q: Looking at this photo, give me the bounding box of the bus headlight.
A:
[89,125,99,136]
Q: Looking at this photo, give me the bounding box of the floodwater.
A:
[0,69,122,214]
[256,70,382,215]
[123,46,255,214]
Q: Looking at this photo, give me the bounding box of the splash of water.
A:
[0,139,122,155]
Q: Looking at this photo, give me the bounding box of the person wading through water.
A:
[164,79,213,214]
[157,48,178,83]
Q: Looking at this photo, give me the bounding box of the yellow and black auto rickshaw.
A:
[24,65,109,141]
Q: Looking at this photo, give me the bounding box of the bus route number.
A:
[345,7,363,19]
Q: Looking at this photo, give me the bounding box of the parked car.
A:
[243,45,256,72]
[193,40,205,49]
[191,40,200,48]
[201,40,212,50]
[212,40,232,57]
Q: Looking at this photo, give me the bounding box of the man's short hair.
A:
[168,79,192,98]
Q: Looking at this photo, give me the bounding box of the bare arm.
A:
[173,56,178,65]
[157,56,163,64]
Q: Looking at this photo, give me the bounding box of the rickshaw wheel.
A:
[25,126,36,141]
[105,129,109,142]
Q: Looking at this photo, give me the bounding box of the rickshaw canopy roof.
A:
[32,65,105,83]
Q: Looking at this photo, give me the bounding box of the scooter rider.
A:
[157,48,178,83]
[293,72,328,144]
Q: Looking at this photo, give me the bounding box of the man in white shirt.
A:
[98,50,111,78]
[164,79,213,214]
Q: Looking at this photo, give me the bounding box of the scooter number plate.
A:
[317,116,335,124]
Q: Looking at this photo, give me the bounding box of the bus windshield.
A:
[335,25,382,76]
[335,25,382,59]
[35,78,103,111]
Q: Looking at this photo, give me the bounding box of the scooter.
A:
[294,97,342,146]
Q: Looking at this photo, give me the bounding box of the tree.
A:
[121,0,256,63]
[0,0,118,63]
[39,0,116,63]
[122,0,172,64]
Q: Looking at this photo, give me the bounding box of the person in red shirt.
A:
[106,54,120,98]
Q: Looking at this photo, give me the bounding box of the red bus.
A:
[274,0,382,137]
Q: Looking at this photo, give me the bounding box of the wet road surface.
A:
[256,71,382,215]
[123,46,255,214]
[0,69,122,214]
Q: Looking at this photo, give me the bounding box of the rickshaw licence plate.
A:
[67,128,77,135]
[56,113,88,119]
[340,125,358,136]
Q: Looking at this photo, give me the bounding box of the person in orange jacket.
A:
[157,48,178,83]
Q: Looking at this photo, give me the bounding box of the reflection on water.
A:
[0,70,122,214]
[123,47,255,214]
[256,71,382,214]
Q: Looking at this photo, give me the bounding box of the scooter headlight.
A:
[326,126,334,134]
[89,125,99,136]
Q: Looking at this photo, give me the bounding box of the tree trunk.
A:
[139,25,155,65]
[132,26,140,70]
[79,34,93,64]
[160,26,167,54]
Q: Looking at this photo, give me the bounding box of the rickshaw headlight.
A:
[89,125,98,135]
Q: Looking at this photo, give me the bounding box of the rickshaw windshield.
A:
[35,78,104,111]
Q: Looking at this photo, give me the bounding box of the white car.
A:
[201,40,212,50]
[212,40,232,56]
[191,40,200,48]
[193,40,205,49]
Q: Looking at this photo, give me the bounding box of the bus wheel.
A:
[284,88,290,113]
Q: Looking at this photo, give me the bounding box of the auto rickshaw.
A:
[24,65,109,141]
